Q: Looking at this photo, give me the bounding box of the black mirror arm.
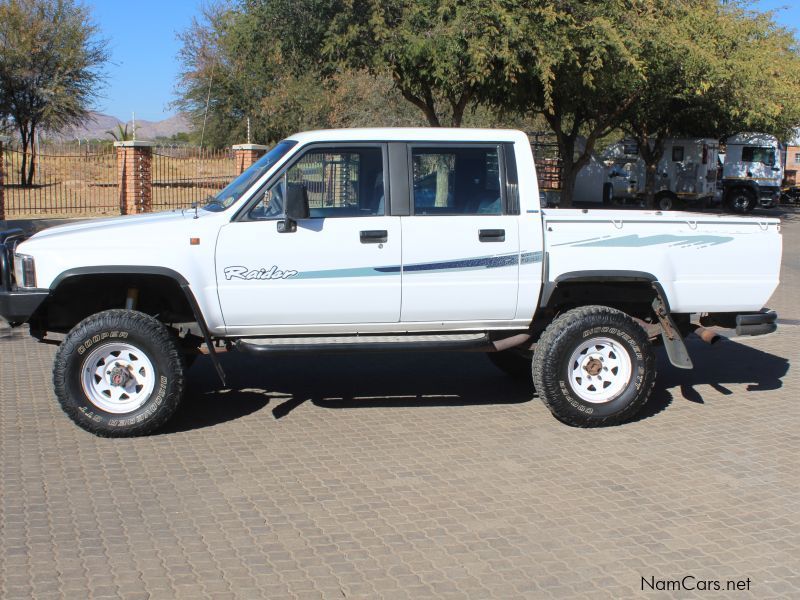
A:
[277,218,297,233]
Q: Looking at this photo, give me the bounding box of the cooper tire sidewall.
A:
[62,327,174,431]
[554,322,647,418]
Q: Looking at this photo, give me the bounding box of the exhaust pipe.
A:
[692,325,721,345]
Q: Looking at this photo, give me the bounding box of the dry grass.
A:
[1,146,236,219]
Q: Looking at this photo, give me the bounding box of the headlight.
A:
[13,253,37,288]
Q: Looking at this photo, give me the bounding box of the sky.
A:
[87,0,800,123]
[86,0,203,122]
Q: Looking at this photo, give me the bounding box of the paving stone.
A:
[1,205,798,599]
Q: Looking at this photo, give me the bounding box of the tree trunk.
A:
[18,128,29,186]
[560,162,579,207]
[637,136,665,209]
[435,155,450,207]
[26,124,37,186]
[643,161,658,208]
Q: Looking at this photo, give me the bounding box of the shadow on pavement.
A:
[163,334,789,433]
[164,351,534,433]
[633,335,790,423]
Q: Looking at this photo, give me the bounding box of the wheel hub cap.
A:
[81,342,156,414]
[567,337,633,404]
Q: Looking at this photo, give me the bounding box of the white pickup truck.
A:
[0,128,782,436]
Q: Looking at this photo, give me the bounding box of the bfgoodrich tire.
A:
[532,305,656,427]
[53,310,185,437]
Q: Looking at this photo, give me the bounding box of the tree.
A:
[0,0,108,184]
[174,2,425,147]
[621,0,800,207]
[106,123,133,142]
[495,1,647,207]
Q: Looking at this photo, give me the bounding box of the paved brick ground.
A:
[1,207,798,599]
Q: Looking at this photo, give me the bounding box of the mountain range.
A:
[49,111,192,141]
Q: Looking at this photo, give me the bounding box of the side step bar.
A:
[235,333,493,356]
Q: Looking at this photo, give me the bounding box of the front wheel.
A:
[53,309,185,437]
[726,189,755,213]
[532,306,656,427]
[655,193,676,211]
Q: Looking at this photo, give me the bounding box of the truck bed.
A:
[542,209,781,313]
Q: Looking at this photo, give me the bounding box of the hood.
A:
[29,209,195,241]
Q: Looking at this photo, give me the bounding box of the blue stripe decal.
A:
[556,234,734,248]
[288,251,543,280]
[402,254,519,273]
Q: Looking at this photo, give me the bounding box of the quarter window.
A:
[411,146,502,215]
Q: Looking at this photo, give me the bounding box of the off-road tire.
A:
[53,309,185,437]
[486,349,533,380]
[532,305,656,427]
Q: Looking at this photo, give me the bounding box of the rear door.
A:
[400,143,520,322]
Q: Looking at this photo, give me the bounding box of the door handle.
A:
[479,229,505,242]
[360,230,388,244]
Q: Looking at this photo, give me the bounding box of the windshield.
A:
[203,140,297,211]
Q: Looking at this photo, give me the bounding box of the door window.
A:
[411,146,502,215]
[249,147,385,219]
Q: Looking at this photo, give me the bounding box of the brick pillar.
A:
[0,138,4,222]
[115,141,154,214]
[232,144,269,175]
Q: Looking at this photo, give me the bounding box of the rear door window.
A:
[410,146,503,215]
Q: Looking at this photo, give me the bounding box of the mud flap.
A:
[652,295,693,370]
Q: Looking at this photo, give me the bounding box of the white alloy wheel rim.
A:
[567,336,632,404]
[80,342,156,413]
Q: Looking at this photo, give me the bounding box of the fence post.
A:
[115,140,154,214]
[232,144,269,175]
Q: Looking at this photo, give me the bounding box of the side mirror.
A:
[285,183,309,220]
[278,183,309,233]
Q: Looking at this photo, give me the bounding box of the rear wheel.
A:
[532,305,656,427]
[53,309,185,437]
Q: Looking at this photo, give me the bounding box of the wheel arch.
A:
[541,270,668,320]
[37,266,197,333]
[38,266,226,385]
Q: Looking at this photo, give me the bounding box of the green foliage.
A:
[0,0,108,184]
[106,123,132,142]
[174,0,800,208]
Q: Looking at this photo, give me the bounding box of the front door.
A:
[216,144,401,331]
[400,144,520,322]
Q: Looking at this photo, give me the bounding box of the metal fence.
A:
[1,142,118,217]
[151,146,237,210]
[529,131,563,191]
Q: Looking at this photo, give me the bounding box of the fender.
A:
[541,270,692,369]
[50,266,226,385]
[540,270,660,307]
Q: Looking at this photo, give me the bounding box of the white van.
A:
[575,138,719,210]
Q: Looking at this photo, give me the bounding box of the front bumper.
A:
[701,309,777,337]
[758,186,780,208]
[1,228,48,325]
[0,289,49,325]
